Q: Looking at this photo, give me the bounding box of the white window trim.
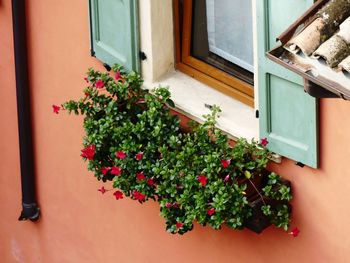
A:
[138,0,259,141]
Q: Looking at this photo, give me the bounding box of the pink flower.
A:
[81,145,96,160]
[176,222,184,229]
[165,202,172,208]
[115,71,122,81]
[136,98,146,104]
[147,178,155,186]
[136,171,146,181]
[290,227,300,237]
[101,167,111,175]
[111,166,122,176]
[197,175,208,187]
[135,152,143,161]
[95,79,105,89]
[260,138,269,147]
[221,159,231,168]
[84,77,89,83]
[133,191,146,201]
[224,174,230,183]
[98,186,107,194]
[115,151,127,159]
[113,190,124,200]
[207,208,216,216]
[52,105,61,114]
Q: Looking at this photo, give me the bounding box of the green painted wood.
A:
[257,0,318,168]
[89,0,140,72]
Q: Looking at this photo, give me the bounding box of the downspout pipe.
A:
[11,0,40,221]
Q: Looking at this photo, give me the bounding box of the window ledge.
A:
[143,70,259,141]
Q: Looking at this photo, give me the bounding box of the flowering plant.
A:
[156,107,292,234]
[57,65,294,235]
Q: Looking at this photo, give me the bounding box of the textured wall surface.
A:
[1,1,350,262]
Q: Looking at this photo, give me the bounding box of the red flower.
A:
[147,177,155,186]
[115,71,122,81]
[84,77,89,83]
[176,222,184,229]
[133,191,146,201]
[84,92,90,97]
[115,151,127,159]
[165,202,172,208]
[221,159,231,168]
[135,152,144,161]
[224,174,230,183]
[52,105,61,114]
[81,145,96,160]
[95,79,105,89]
[101,167,111,175]
[111,166,122,176]
[98,186,107,194]
[113,190,124,200]
[260,138,269,147]
[136,171,146,181]
[172,202,179,209]
[207,208,216,216]
[290,227,300,237]
[197,175,208,187]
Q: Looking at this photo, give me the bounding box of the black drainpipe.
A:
[12,0,40,221]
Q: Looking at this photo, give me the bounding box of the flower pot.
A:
[244,194,271,234]
[238,174,263,199]
[244,179,292,234]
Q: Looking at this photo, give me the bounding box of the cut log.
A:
[285,18,326,55]
[317,0,350,35]
[339,55,350,73]
[313,35,350,67]
[338,17,350,43]
[286,0,350,56]
[313,16,350,68]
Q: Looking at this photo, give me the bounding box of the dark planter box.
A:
[244,179,292,234]
[238,175,264,199]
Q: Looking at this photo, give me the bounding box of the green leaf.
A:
[166,99,175,108]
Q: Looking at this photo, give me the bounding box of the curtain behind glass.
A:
[206,0,254,72]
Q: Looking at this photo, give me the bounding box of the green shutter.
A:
[89,0,140,72]
[257,0,318,168]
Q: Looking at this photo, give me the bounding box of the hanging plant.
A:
[55,65,295,235]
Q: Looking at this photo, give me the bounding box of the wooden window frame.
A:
[173,0,254,107]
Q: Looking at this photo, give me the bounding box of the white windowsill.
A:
[143,70,259,141]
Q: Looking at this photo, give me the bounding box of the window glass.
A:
[191,0,254,85]
[206,0,253,72]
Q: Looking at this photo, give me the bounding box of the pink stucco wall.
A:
[1,1,350,262]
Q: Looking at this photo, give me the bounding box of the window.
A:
[174,0,254,106]
[174,0,318,168]
[88,0,319,168]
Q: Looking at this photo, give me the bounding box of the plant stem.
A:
[248,179,267,206]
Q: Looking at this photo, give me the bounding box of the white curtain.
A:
[206,0,254,72]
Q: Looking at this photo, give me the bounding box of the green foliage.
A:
[62,65,293,235]
[262,173,293,201]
